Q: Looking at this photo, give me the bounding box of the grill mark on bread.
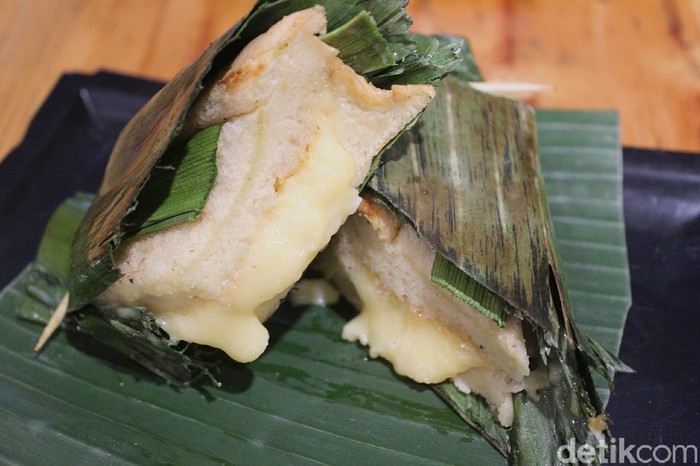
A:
[274,143,312,193]
[219,61,267,93]
[358,197,402,242]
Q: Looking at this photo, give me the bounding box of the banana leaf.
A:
[367,77,630,464]
[0,94,629,464]
[368,78,556,333]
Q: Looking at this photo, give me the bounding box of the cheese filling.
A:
[153,121,359,362]
[340,258,537,426]
[342,261,488,384]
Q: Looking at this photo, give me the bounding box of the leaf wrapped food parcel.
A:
[318,76,631,463]
[47,1,462,366]
[9,0,633,463]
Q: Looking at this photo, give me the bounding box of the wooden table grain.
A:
[0,0,698,162]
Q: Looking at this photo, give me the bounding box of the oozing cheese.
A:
[342,261,488,384]
[155,121,359,362]
[322,199,533,426]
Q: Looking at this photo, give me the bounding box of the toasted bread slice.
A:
[96,7,435,363]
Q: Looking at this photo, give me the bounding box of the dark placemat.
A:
[608,147,700,447]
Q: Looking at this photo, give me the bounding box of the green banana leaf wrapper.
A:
[368,76,632,464]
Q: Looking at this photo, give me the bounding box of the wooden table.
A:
[0,0,698,162]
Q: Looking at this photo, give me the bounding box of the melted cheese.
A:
[324,199,532,426]
[156,120,359,362]
[342,261,487,384]
[232,122,359,316]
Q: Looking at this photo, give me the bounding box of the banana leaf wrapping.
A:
[366,76,631,464]
[33,0,462,383]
